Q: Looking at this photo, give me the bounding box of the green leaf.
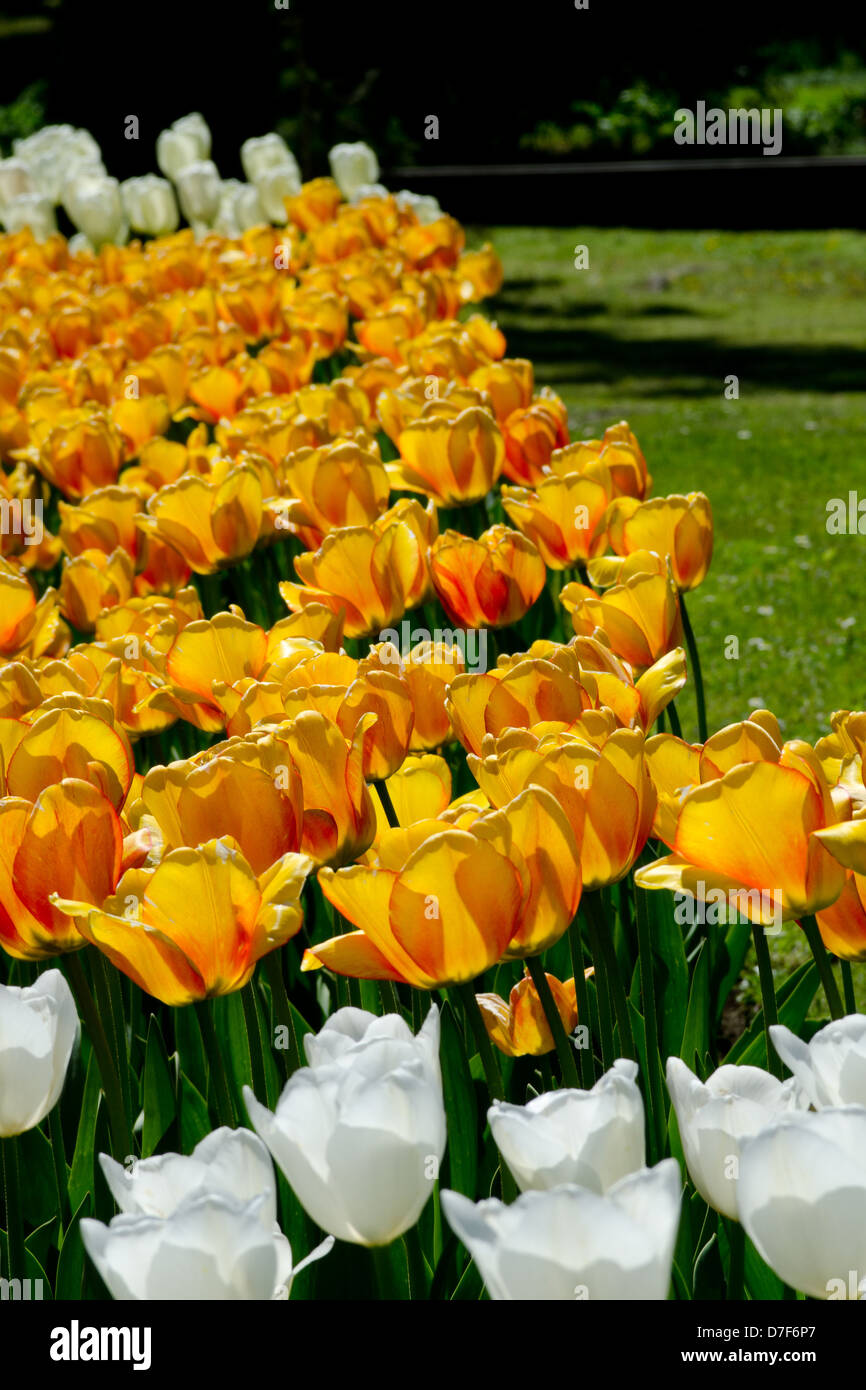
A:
[17,1124,59,1228]
[173,1004,208,1096]
[628,998,666,1164]
[744,1233,785,1299]
[179,1074,211,1153]
[724,961,819,1067]
[68,1051,103,1215]
[142,1015,176,1157]
[55,1193,90,1300]
[680,941,710,1074]
[24,1247,53,1301]
[438,1002,478,1198]
[693,1231,725,1300]
[647,887,690,1061]
[711,919,751,1025]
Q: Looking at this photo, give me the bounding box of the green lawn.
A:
[474,225,866,1017]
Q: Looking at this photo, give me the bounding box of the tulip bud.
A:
[489,1060,646,1193]
[214,179,265,237]
[120,174,180,237]
[350,182,389,204]
[14,125,102,202]
[442,1160,683,1300]
[245,1006,447,1246]
[241,133,297,184]
[395,189,443,224]
[175,160,222,228]
[0,970,79,1136]
[0,157,35,210]
[328,141,379,201]
[255,162,302,223]
[0,193,57,240]
[67,176,127,248]
[171,112,211,157]
[156,112,211,181]
[770,1016,866,1108]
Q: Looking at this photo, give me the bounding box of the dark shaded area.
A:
[0,0,863,183]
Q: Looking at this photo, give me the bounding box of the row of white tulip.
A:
[0,113,441,247]
[4,971,866,1298]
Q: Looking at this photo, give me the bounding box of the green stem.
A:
[801,915,844,1020]
[841,960,856,1014]
[525,955,580,1087]
[403,1224,429,1300]
[679,591,707,743]
[241,981,268,1102]
[568,917,595,1086]
[372,1243,405,1300]
[65,953,132,1158]
[374,780,400,828]
[90,950,133,1136]
[666,700,684,740]
[635,884,666,1162]
[454,982,517,1202]
[378,980,402,1016]
[1,1137,25,1284]
[725,1217,745,1301]
[195,1000,238,1125]
[263,952,301,1077]
[584,892,636,1062]
[751,922,782,1077]
[48,1104,69,1225]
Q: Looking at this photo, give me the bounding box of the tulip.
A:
[52,839,312,1005]
[665,1056,805,1220]
[120,175,180,237]
[430,525,545,630]
[244,1006,446,1246]
[241,134,296,184]
[770,1015,866,1108]
[562,559,683,674]
[136,466,263,574]
[82,1192,295,1300]
[488,1059,644,1192]
[0,970,79,1135]
[66,176,126,248]
[738,1108,866,1299]
[635,742,852,923]
[441,1160,682,1300]
[174,160,222,229]
[255,163,303,224]
[0,158,35,210]
[1,193,56,240]
[14,125,101,202]
[305,818,526,986]
[501,400,569,486]
[393,407,505,506]
[395,189,442,224]
[0,566,62,658]
[815,871,866,960]
[607,492,714,591]
[477,973,578,1057]
[502,462,613,567]
[156,115,211,181]
[273,440,390,546]
[59,548,135,631]
[328,142,380,202]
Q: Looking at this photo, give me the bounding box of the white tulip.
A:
[0,158,35,211]
[328,141,379,201]
[100,1127,279,1222]
[61,162,111,223]
[174,161,222,229]
[119,175,179,238]
[82,1192,295,1300]
[489,1059,645,1194]
[14,126,101,202]
[254,163,302,224]
[213,180,265,238]
[156,113,212,183]
[0,970,79,1136]
[739,1107,866,1299]
[666,1056,805,1220]
[241,133,297,185]
[0,193,57,240]
[244,1005,446,1246]
[442,1160,682,1300]
[771,1015,866,1108]
[395,189,442,224]
[350,183,389,204]
[67,177,127,249]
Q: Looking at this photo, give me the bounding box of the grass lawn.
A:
[473,225,866,1019]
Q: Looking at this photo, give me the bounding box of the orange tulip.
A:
[0,564,64,658]
[635,741,852,923]
[607,492,714,591]
[29,411,126,498]
[478,974,579,1057]
[58,486,141,561]
[501,397,569,486]
[136,465,263,574]
[0,778,124,960]
[393,406,504,506]
[430,525,545,629]
[270,439,390,547]
[59,548,135,632]
[816,872,866,961]
[53,840,313,1005]
[304,818,525,987]
[502,461,613,567]
[562,555,683,673]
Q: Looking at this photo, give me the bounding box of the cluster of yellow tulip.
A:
[2,168,865,1152]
